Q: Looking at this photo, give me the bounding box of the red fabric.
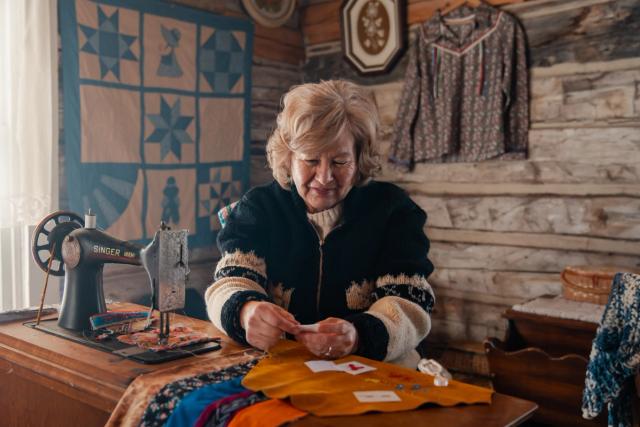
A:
[194,390,253,427]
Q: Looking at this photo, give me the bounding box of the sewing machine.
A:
[27,210,220,363]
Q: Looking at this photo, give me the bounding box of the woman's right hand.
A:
[239,301,299,351]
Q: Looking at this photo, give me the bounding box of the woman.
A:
[205,80,435,368]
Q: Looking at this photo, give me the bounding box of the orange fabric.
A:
[228,399,308,427]
[242,341,493,416]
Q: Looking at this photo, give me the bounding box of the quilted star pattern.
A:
[146,96,194,160]
[79,6,138,80]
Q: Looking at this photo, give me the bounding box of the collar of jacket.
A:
[288,183,367,226]
[425,3,495,47]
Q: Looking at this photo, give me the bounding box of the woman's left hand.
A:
[294,317,358,359]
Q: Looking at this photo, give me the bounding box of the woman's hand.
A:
[240,301,300,351]
[295,317,358,359]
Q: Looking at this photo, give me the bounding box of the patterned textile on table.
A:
[163,376,266,427]
[59,0,252,247]
[390,3,528,168]
[582,273,640,427]
[105,350,261,427]
[242,340,493,416]
[140,359,258,426]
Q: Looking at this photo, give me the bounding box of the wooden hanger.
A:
[440,0,483,16]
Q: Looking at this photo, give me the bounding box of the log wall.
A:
[300,0,640,343]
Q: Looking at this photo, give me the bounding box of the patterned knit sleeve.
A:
[389,29,422,169]
[503,16,529,156]
[205,193,271,345]
[347,192,435,361]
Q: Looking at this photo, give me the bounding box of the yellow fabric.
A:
[242,341,493,416]
[228,399,308,427]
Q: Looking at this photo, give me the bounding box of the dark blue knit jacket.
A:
[214,180,435,361]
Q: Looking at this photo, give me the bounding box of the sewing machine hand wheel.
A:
[31,211,84,276]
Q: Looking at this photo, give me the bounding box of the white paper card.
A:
[305,360,340,373]
[297,324,320,333]
[353,390,401,402]
[335,361,377,375]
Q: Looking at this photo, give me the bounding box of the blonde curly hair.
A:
[266,80,382,189]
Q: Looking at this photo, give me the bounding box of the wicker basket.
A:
[561,265,623,305]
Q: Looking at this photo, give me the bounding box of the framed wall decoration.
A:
[341,0,405,74]
[241,0,296,28]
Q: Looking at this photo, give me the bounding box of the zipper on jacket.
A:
[316,242,324,315]
[307,219,345,318]
[308,223,325,317]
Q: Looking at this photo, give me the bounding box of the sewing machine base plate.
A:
[25,318,221,364]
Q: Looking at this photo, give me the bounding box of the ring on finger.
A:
[324,345,333,357]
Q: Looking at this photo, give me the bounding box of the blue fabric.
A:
[139,360,257,427]
[59,0,253,248]
[582,273,640,427]
[166,377,245,427]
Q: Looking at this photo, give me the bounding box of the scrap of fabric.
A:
[117,324,216,351]
[242,340,493,416]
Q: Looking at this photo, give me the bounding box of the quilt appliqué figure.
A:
[157,25,183,78]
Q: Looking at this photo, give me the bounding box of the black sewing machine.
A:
[27,210,220,363]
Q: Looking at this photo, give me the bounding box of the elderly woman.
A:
[205,80,434,368]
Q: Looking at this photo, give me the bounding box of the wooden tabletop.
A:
[0,304,537,426]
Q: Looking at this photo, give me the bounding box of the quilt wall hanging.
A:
[59,0,253,247]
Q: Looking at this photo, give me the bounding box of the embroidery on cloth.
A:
[345,280,376,310]
[268,282,293,310]
[139,360,259,427]
[375,274,435,313]
[582,272,640,427]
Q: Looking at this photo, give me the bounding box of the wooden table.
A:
[0,305,537,427]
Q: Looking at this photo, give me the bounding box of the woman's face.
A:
[290,132,358,213]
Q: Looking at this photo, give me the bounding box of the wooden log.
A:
[252,86,285,108]
[300,0,341,46]
[252,63,301,90]
[429,269,561,300]
[254,25,303,49]
[431,293,511,327]
[430,318,506,342]
[430,242,640,272]
[399,182,640,197]
[380,160,640,185]
[415,196,640,240]
[529,127,640,163]
[254,36,304,65]
[427,228,640,256]
[250,153,273,188]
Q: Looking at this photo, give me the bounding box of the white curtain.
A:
[0,0,58,310]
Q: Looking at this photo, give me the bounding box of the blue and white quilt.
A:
[60,0,253,247]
